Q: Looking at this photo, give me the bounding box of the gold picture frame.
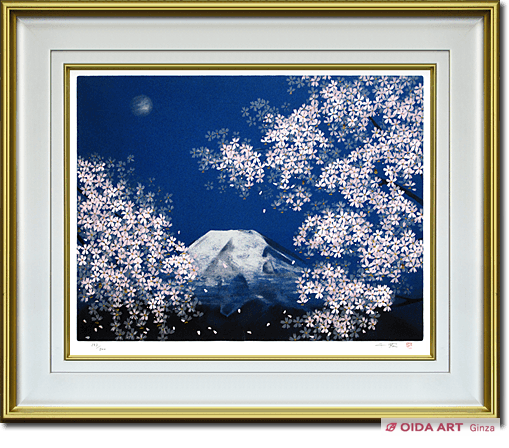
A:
[63,62,437,362]
[1,1,499,421]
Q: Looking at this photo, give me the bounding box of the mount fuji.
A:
[188,230,315,316]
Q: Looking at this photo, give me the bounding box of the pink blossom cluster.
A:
[216,138,265,191]
[77,155,197,340]
[295,263,392,339]
[295,211,423,284]
[195,75,425,339]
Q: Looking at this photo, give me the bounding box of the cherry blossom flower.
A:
[78,155,197,340]
[194,75,424,340]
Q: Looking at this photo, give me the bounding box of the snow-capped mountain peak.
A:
[188,230,304,316]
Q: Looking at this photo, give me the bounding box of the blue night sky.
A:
[77,75,309,251]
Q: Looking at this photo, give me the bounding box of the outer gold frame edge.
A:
[64,63,436,362]
[1,1,18,422]
[1,0,499,422]
[2,405,497,422]
[482,3,499,419]
[0,1,502,12]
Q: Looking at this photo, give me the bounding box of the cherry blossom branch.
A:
[378,176,423,206]
[393,295,423,307]
[369,116,382,130]
[192,74,426,340]
[77,155,198,341]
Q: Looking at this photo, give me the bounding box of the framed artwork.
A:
[67,66,434,359]
[1,1,499,421]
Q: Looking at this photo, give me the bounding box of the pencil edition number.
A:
[91,343,106,352]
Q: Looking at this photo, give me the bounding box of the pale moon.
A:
[130,95,153,116]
